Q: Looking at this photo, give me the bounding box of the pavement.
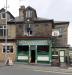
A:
[0,62,72,74]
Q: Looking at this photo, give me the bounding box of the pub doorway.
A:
[31,50,35,63]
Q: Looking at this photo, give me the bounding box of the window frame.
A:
[37,45,49,55]
[3,45,13,53]
[24,24,32,36]
[0,25,7,37]
[1,12,6,19]
[26,10,32,18]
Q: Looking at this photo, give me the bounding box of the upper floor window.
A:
[26,10,32,18]
[24,24,32,36]
[1,12,6,19]
[27,27,32,36]
[0,25,7,37]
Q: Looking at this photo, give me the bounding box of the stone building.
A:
[0,8,16,62]
[0,6,69,65]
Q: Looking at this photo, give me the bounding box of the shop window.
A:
[3,46,13,53]
[37,46,49,55]
[18,46,29,55]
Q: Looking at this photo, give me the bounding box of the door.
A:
[59,50,65,63]
[31,50,35,63]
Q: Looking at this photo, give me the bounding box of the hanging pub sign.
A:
[52,29,60,36]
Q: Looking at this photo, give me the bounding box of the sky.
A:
[0,0,72,46]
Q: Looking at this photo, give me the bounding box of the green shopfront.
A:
[16,37,52,64]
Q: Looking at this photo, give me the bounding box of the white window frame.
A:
[2,44,13,53]
[0,25,7,37]
[59,50,65,63]
[1,12,6,19]
[26,10,32,18]
[24,24,32,36]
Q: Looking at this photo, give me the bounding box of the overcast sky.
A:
[0,0,72,46]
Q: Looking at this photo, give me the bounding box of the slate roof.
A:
[14,16,50,22]
[54,21,69,25]
[8,16,69,26]
[26,6,36,11]
[2,5,69,25]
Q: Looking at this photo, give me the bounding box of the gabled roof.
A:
[0,8,15,19]
[7,11,15,19]
[0,8,5,13]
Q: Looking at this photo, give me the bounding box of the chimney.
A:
[19,6,25,17]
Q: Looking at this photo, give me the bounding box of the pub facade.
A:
[0,6,69,65]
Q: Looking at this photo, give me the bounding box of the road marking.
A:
[34,69,72,74]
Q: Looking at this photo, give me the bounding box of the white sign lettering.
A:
[18,40,48,45]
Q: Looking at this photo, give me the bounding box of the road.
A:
[0,64,72,75]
